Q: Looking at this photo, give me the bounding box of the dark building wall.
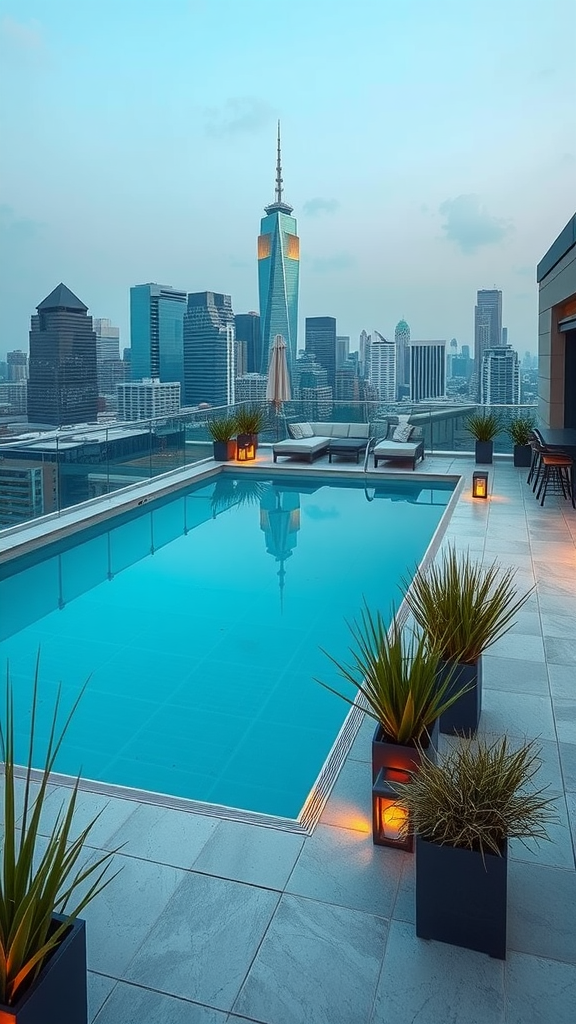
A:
[305,316,337,390]
[183,291,235,407]
[235,312,262,374]
[28,307,98,426]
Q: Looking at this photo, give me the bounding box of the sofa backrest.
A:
[310,422,370,438]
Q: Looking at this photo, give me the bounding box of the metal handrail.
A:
[363,437,376,474]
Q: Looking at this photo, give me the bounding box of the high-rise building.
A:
[7,350,28,381]
[336,335,350,369]
[0,381,27,414]
[502,327,508,346]
[335,363,361,403]
[305,317,337,390]
[235,373,268,403]
[130,283,187,390]
[235,312,262,374]
[258,123,299,377]
[294,352,328,394]
[474,289,503,387]
[394,320,411,395]
[117,378,181,420]
[183,291,235,407]
[410,340,446,401]
[93,318,120,361]
[480,346,520,405]
[369,332,396,402]
[359,330,371,379]
[0,460,58,527]
[27,283,98,426]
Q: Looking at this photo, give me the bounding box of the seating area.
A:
[528,428,576,508]
[272,417,425,470]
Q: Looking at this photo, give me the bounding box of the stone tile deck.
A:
[13,455,576,1022]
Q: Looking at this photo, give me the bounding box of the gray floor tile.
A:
[478,690,556,742]
[488,633,545,663]
[371,919,505,1024]
[505,951,576,1024]
[125,872,279,1012]
[319,757,372,831]
[554,699,576,743]
[538,591,576,620]
[39,789,142,849]
[192,819,304,890]
[286,823,403,917]
[88,972,116,1023]
[545,637,576,667]
[234,893,387,1024]
[508,611,543,637]
[510,791,574,870]
[559,741,576,791]
[106,804,219,868]
[482,655,548,695]
[83,854,185,977]
[507,859,576,962]
[549,663,576,700]
[93,981,227,1023]
[347,714,374,763]
[391,855,415,924]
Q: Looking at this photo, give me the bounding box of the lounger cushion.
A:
[374,440,420,458]
[300,422,314,437]
[273,436,330,454]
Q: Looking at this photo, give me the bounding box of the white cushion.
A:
[274,436,330,453]
[300,422,314,438]
[392,423,414,442]
[288,423,305,439]
[348,423,370,438]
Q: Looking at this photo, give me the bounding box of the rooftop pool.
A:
[0,471,456,823]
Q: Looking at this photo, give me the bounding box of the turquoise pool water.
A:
[0,472,454,818]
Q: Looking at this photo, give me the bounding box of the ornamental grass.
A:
[402,546,534,665]
[397,735,556,856]
[465,410,502,442]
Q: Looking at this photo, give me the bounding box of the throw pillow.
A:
[288,423,304,440]
[392,423,414,443]
[300,422,314,438]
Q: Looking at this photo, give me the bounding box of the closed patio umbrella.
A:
[266,334,291,410]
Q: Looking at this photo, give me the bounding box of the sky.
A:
[0,0,575,361]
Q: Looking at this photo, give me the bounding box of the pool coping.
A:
[2,462,464,834]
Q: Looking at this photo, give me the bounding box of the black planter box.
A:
[475,440,493,464]
[437,658,481,735]
[372,718,438,783]
[213,440,236,461]
[513,443,532,468]
[0,915,87,1024]
[416,835,507,959]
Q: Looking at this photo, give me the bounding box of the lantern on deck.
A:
[237,435,256,462]
[472,471,489,499]
[372,767,413,851]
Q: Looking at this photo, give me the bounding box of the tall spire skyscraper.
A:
[258,122,300,377]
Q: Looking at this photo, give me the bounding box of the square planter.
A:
[212,440,236,462]
[415,835,507,959]
[513,443,532,468]
[437,658,481,735]
[372,717,438,783]
[0,915,87,1024]
[475,440,493,464]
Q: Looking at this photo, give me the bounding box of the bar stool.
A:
[536,452,575,508]
[527,437,546,492]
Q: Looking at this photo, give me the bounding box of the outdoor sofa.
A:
[373,417,425,471]
[273,421,370,463]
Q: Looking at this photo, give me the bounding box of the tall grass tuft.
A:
[465,410,502,442]
[0,655,118,1006]
[402,546,533,664]
[397,735,556,856]
[316,604,468,746]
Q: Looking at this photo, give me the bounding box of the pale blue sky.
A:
[1,0,575,359]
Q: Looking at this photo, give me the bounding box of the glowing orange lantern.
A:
[372,767,412,850]
[472,471,489,499]
[237,436,256,461]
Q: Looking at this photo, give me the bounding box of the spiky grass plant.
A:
[506,415,535,447]
[465,410,502,442]
[402,546,533,665]
[207,415,237,442]
[236,404,267,435]
[0,657,118,1006]
[397,736,556,856]
[316,605,468,746]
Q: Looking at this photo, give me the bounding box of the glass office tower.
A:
[258,123,299,378]
[130,283,187,389]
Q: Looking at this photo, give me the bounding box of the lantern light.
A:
[472,471,489,499]
[237,437,256,462]
[372,767,413,851]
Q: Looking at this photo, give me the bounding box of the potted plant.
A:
[0,660,117,1023]
[236,404,267,453]
[402,547,533,735]
[397,735,555,958]
[207,415,237,461]
[317,604,468,781]
[465,411,502,464]
[506,415,535,468]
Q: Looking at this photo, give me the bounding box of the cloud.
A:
[439,195,512,254]
[309,253,356,274]
[0,15,43,50]
[0,205,41,242]
[304,505,340,521]
[204,98,275,138]
[303,197,340,217]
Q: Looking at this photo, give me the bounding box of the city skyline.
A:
[1,1,574,360]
